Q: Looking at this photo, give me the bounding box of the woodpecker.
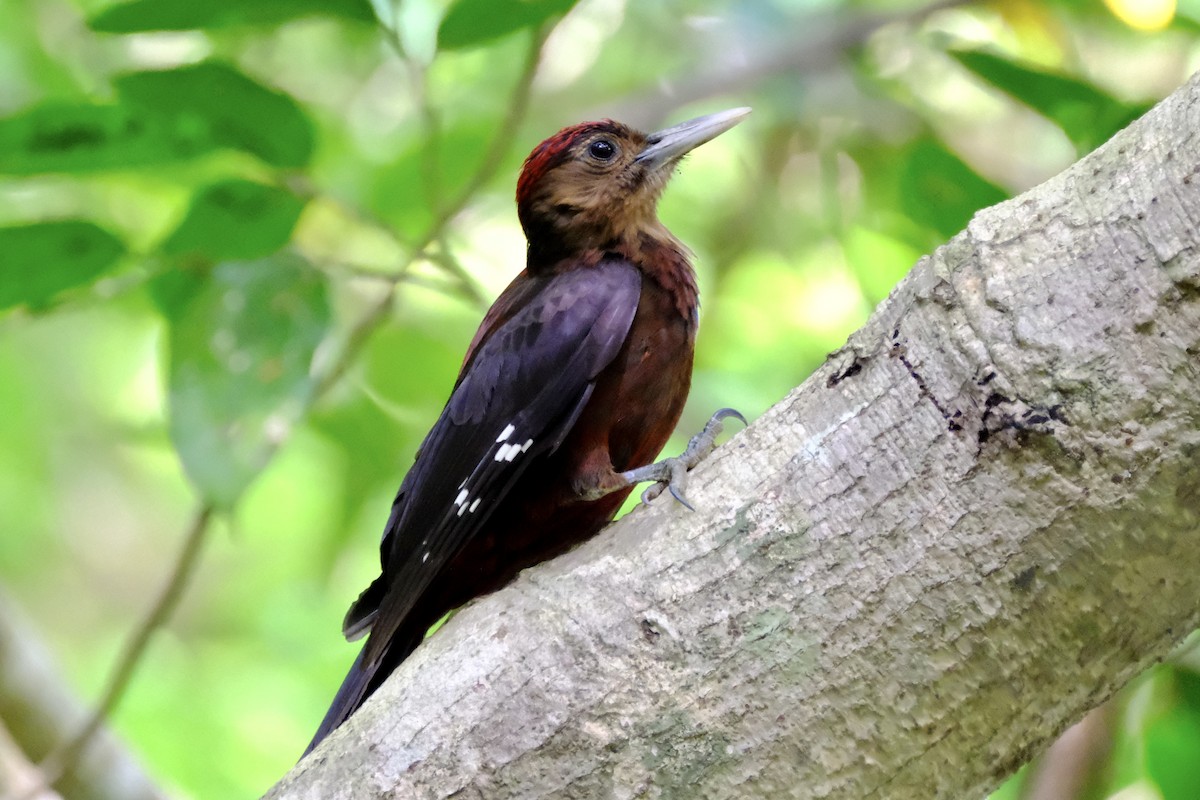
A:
[306,107,750,755]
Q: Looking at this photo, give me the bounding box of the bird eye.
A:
[588,139,617,160]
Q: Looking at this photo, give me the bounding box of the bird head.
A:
[516,107,750,269]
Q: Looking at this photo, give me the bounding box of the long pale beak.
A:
[635,107,751,170]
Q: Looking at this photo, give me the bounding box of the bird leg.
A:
[619,407,746,510]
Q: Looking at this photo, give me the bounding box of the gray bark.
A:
[267,70,1200,799]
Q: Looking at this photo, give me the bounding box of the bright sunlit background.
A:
[1,0,1199,797]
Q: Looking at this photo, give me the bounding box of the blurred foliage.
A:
[0,0,1198,797]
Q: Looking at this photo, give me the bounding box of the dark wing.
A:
[353,257,642,667]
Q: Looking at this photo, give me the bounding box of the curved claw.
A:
[680,408,746,466]
[667,483,695,511]
[711,407,748,426]
[640,482,664,504]
[669,455,693,510]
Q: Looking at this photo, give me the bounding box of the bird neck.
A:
[526,223,699,329]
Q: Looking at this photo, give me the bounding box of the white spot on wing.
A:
[496,424,515,442]
[457,503,468,517]
[422,551,430,563]
[495,437,533,462]
[454,488,468,507]
[469,498,480,513]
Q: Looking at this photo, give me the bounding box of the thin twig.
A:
[0,589,168,800]
[33,504,215,796]
[575,0,976,125]
[408,59,445,213]
[0,718,63,800]
[33,23,553,793]
[317,259,473,298]
[309,24,549,398]
[439,27,546,215]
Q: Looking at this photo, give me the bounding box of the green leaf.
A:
[368,120,493,238]
[438,0,578,50]
[166,255,329,506]
[844,139,945,254]
[90,0,373,32]
[163,180,307,261]
[0,64,315,173]
[115,62,315,168]
[1174,0,1200,32]
[0,103,216,174]
[950,49,1150,153]
[0,221,125,310]
[1145,699,1200,798]
[898,138,1009,239]
[147,264,210,320]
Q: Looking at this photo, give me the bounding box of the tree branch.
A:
[0,590,166,800]
[309,23,549,399]
[0,717,62,800]
[15,26,558,797]
[267,70,1200,800]
[574,0,973,126]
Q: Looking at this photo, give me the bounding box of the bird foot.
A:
[620,407,746,510]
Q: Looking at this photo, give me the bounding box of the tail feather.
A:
[304,645,371,757]
[302,626,426,758]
